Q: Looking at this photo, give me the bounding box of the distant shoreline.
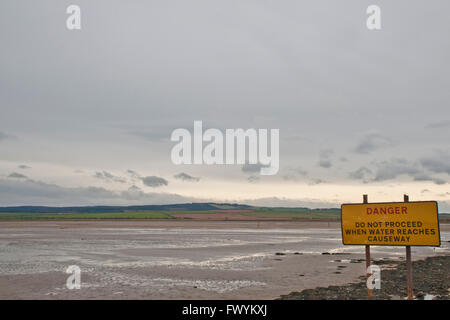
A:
[0,215,449,223]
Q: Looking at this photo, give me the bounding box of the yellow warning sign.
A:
[341,201,440,246]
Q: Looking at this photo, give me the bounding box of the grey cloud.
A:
[124,120,195,143]
[174,172,200,182]
[0,178,116,205]
[425,120,450,129]
[354,133,392,154]
[294,167,308,176]
[18,165,31,169]
[127,170,141,179]
[318,159,332,168]
[126,170,143,183]
[128,185,141,191]
[413,173,447,185]
[349,167,372,180]
[420,151,450,175]
[128,130,171,142]
[8,172,27,179]
[119,186,145,201]
[318,149,333,168]
[1,1,450,205]
[282,175,297,181]
[242,163,265,173]
[127,169,142,183]
[282,166,308,181]
[120,184,197,203]
[309,178,325,185]
[372,158,420,182]
[438,193,450,197]
[241,197,338,209]
[358,157,447,184]
[0,132,13,141]
[433,178,446,185]
[412,173,432,181]
[94,171,127,183]
[319,149,334,158]
[141,176,168,188]
[120,185,153,201]
[0,178,193,206]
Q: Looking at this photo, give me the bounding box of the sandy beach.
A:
[0,221,449,299]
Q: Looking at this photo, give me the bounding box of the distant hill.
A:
[0,203,254,214]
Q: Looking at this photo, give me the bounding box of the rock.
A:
[350,259,363,263]
[279,255,450,300]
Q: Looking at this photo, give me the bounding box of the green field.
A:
[237,208,340,220]
[0,211,173,220]
[0,209,341,221]
[0,208,447,221]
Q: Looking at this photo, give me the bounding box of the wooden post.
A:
[363,194,372,299]
[404,194,414,300]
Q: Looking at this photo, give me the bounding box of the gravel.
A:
[279,255,450,300]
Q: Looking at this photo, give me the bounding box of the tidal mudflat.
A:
[0,221,448,299]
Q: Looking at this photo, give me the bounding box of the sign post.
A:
[341,196,440,300]
[363,194,372,299]
[404,194,413,300]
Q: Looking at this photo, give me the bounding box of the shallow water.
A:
[0,222,448,299]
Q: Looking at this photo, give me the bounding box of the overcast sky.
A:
[1,1,449,210]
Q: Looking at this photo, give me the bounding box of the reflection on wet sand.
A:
[0,221,448,299]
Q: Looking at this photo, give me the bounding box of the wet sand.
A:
[280,255,450,300]
[0,221,448,299]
